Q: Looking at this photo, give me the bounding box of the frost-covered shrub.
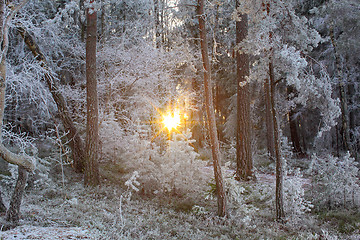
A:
[284,168,313,217]
[214,168,273,221]
[308,153,360,210]
[158,132,206,195]
[114,130,206,196]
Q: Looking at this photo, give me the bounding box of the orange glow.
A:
[162,110,181,131]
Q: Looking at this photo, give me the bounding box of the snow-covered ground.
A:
[0,225,91,239]
[0,164,359,239]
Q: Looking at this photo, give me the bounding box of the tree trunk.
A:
[5,166,28,225]
[265,1,284,220]
[287,87,303,155]
[235,0,253,181]
[329,25,352,153]
[269,60,285,221]
[100,0,106,44]
[79,0,86,42]
[0,188,6,214]
[154,0,161,48]
[84,0,100,186]
[288,109,303,154]
[262,1,275,162]
[17,27,85,173]
[264,77,275,160]
[198,0,226,217]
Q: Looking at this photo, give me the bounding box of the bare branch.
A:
[0,143,35,172]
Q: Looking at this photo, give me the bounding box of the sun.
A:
[162,110,181,131]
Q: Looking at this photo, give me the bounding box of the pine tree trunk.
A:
[198,0,226,217]
[100,0,106,44]
[262,1,275,161]
[264,77,275,160]
[17,27,85,173]
[269,61,285,221]
[287,87,303,155]
[235,0,253,180]
[288,109,303,154]
[79,0,86,42]
[84,0,100,186]
[154,0,161,48]
[329,26,352,153]
[5,166,28,225]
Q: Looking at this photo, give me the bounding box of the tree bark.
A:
[198,0,226,217]
[17,27,85,173]
[5,166,28,225]
[84,0,100,186]
[235,0,253,181]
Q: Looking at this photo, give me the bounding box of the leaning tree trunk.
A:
[17,27,85,173]
[5,167,28,225]
[84,0,100,186]
[198,0,226,217]
[235,0,253,181]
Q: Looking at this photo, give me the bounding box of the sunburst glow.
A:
[162,110,181,131]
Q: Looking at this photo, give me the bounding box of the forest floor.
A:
[0,161,359,239]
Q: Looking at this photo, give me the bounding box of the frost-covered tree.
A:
[231,0,340,154]
[4,0,88,172]
[231,0,341,220]
[0,0,36,228]
[302,0,360,156]
[308,152,360,210]
[0,0,34,172]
